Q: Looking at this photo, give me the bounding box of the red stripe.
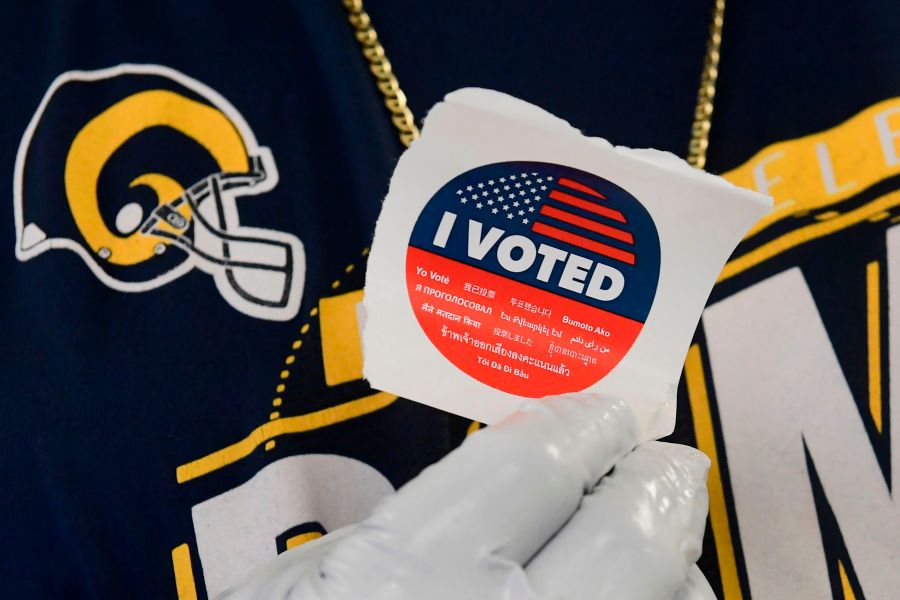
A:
[531,222,636,266]
[558,178,606,199]
[548,190,626,223]
[538,205,634,244]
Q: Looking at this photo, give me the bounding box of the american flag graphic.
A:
[453,169,636,266]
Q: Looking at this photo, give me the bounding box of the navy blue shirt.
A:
[2,1,898,597]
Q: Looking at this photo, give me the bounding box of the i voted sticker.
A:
[406,161,661,397]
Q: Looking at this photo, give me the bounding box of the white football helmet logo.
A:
[14,64,305,321]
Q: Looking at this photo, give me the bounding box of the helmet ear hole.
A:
[115,202,144,234]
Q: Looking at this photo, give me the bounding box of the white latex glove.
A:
[217,395,714,599]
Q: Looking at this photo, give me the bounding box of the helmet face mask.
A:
[141,152,304,319]
[14,64,305,321]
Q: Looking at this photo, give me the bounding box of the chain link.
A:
[687,0,726,170]
[342,0,419,147]
[343,0,725,165]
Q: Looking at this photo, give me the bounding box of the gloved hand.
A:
[217,395,714,599]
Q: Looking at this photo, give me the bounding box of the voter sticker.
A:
[406,161,661,397]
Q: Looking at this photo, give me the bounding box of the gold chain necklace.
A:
[342,0,725,170]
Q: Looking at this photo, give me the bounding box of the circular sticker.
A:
[406,161,660,397]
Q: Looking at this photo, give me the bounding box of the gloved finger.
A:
[673,565,717,600]
[329,395,638,574]
[524,442,711,600]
